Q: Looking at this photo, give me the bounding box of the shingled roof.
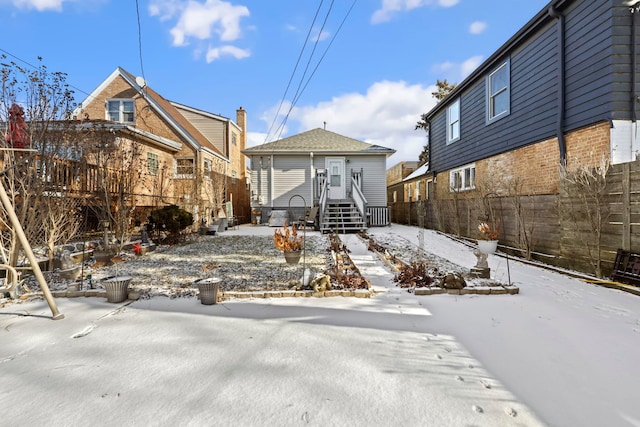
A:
[243,128,395,156]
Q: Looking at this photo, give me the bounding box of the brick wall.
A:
[434,121,612,199]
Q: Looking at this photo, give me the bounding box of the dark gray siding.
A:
[563,0,615,128]
[429,0,634,173]
[431,21,559,172]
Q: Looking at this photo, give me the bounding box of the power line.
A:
[135,0,147,85]
[263,0,326,144]
[272,0,358,141]
[0,48,93,99]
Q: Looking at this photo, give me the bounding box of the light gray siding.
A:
[273,156,312,208]
[346,155,388,206]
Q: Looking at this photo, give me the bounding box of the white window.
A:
[147,152,159,176]
[407,183,413,200]
[107,99,135,123]
[486,59,510,123]
[450,164,475,191]
[232,170,237,185]
[415,181,421,200]
[447,98,460,144]
[232,133,237,146]
[393,191,397,203]
[203,159,212,179]
[174,158,195,178]
[426,179,433,200]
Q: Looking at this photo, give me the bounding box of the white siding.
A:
[273,156,312,207]
[346,155,388,206]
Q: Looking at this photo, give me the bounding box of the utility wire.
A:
[273,0,358,141]
[263,0,326,144]
[135,0,147,86]
[0,47,93,99]
[274,0,336,141]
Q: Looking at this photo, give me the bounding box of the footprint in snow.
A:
[455,375,464,382]
[472,405,484,413]
[480,379,492,389]
[505,407,518,417]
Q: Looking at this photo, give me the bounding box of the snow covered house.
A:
[242,128,395,232]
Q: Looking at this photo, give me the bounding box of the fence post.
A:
[622,163,631,251]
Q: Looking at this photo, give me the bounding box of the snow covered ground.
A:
[1,223,639,426]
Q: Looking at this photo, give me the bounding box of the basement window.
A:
[450,164,475,192]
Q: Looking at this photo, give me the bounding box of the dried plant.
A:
[393,261,435,288]
[273,221,303,252]
[478,222,499,240]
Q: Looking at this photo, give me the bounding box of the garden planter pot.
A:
[103,275,132,303]
[283,250,301,265]
[195,277,221,305]
[477,240,498,255]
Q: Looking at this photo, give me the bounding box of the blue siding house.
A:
[421,0,639,199]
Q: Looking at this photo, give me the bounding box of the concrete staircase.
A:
[320,199,366,233]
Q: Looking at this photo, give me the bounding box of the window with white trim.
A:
[486,59,510,123]
[447,98,460,143]
[415,181,421,200]
[147,152,159,176]
[450,164,475,191]
[174,158,195,178]
[407,182,413,200]
[232,133,237,146]
[203,159,212,179]
[107,99,135,123]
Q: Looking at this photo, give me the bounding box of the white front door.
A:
[326,157,346,199]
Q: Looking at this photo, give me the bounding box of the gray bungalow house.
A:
[242,128,395,231]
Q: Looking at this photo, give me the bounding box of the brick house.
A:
[386,161,418,203]
[75,67,249,226]
[407,0,640,271]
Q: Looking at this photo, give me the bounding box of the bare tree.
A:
[0,57,82,270]
[81,125,147,253]
[560,157,611,278]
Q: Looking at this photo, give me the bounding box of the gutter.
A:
[549,4,567,165]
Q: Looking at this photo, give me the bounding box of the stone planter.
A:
[477,240,498,255]
[103,275,132,303]
[195,277,221,305]
[283,250,301,265]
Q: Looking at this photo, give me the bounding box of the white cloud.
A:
[433,54,484,82]
[149,0,249,52]
[312,28,330,42]
[371,0,459,24]
[8,0,70,11]
[264,81,437,167]
[460,55,483,78]
[469,21,487,34]
[206,45,251,62]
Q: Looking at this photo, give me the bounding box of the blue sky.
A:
[0,0,549,166]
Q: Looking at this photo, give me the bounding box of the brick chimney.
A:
[236,106,247,151]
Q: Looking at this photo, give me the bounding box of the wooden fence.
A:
[389,160,640,278]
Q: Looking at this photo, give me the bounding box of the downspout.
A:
[632,4,638,124]
[549,4,567,165]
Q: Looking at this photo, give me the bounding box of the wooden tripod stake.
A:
[0,178,64,320]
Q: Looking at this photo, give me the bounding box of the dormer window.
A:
[107,99,135,123]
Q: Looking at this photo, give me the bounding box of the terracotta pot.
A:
[283,250,301,264]
[477,240,498,254]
